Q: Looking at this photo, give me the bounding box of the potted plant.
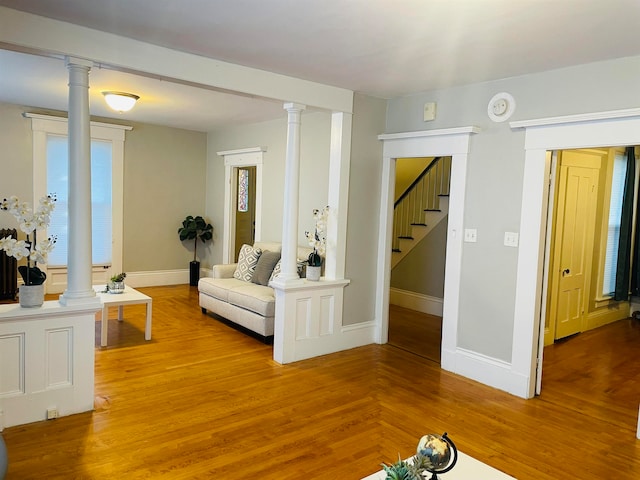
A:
[178,215,213,286]
[106,272,126,294]
[0,194,57,307]
[304,206,328,281]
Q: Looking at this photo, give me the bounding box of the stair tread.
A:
[410,223,427,226]
[424,209,442,212]
[392,248,401,253]
[398,236,414,240]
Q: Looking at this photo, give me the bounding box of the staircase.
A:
[392,156,451,268]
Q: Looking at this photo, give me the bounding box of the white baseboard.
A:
[124,269,190,288]
[441,347,532,399]
[389,288,443,316]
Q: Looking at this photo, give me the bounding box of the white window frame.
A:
[26,113,130,290]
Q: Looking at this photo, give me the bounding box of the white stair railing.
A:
[392,156,451,253]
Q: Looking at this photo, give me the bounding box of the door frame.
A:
[512,107,640,397]
[376,126,480,370]
[218,147,265,264]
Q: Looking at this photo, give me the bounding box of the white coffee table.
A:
[94,285,152,347]
[362,451,516,479]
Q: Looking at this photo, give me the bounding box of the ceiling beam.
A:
[0,6,354,114]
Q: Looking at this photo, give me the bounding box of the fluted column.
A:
[59,57,98,305]
[277,103,306,282]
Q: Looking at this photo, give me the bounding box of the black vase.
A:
[189,261,200,286]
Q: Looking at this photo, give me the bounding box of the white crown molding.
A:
[378,126,481,141]
[510,107,640,129]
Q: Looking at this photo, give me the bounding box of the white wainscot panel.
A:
[46,328,73,389]
[274,279,377,364]
[0,301,99,429]
[0,333,25,396]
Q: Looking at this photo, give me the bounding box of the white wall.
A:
[385,54,640,363]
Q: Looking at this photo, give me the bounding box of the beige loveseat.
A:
[198,241,313,342]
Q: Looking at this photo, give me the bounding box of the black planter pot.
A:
[189,261,200,286]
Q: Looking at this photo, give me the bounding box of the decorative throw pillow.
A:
[268,259,282,284]
[251,250,281,286]
[233,244,262,282]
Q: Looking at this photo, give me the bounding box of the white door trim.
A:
[376,126,480,367]
[218,147,266,264]
[511,108,640,398]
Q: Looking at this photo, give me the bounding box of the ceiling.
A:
[1,0,640,131]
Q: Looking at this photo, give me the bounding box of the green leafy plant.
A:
[178,215,213,262]
[110,272,126,283]
[381,452,433,480]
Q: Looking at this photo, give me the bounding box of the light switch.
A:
[464,228,477,243]
[504,231,519,247]
[423,102,437,122]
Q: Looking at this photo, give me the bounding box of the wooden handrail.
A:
[394,157,442,208]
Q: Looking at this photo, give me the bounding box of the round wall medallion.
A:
[487,92,516,122]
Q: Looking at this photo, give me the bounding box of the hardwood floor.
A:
[2,285,639,479]
[388,304,441,363]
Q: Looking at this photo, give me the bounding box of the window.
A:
[237,168,249,212]
[602,152,628,296]
[46,136,113,266]
[27,113,130,285]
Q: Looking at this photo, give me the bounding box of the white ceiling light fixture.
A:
[102,91,140,113]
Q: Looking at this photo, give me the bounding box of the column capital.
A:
[283,102,306,113]
[64,56,94,69]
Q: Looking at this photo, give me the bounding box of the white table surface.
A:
[362,451,516,480]
[94,285,152,347]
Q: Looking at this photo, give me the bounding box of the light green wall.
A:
[385,54,640,362]
[0,101,207,272]
[123,122,207,271]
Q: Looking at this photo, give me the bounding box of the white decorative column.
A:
[272,106,354,365]
[325,112,353,280]
[59,57,99,306]
[278,102,306,281]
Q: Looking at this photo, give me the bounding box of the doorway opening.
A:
[540,146,639,398]
[233,166,257,260]
[218,147,265,264]
[514,109,640,398]
[387,156,450,363]
[377,127,478,376]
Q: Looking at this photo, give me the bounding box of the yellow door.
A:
[549,150,602,340]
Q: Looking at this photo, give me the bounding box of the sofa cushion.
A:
[198,277,246,302]
[251,250,281,286]
[233,244,262,281]
[227,283,276,317]
[269,259,282,284]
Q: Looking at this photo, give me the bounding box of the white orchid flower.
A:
[19,218,37,234]
[0,194,57,270]
[2,238,30,260]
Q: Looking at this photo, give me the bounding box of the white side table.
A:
[94,285,152,347]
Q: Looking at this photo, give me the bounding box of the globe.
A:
[416,432,458,478]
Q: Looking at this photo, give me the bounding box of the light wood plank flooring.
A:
[388,304,441,363]
[2,285,639,479]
